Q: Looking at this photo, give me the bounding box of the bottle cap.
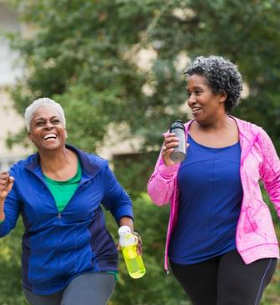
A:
[118,225,131,236]
[170,120,185,131]
[118,226,137,246]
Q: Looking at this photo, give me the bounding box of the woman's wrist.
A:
[0,212,5,222]
[119,216,134,232]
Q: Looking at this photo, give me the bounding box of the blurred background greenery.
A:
[0,0,280,304]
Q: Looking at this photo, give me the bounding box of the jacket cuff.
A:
[158,163,180,178]
[114,207,134,223]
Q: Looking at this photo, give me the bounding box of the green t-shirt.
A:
[44,161,82,213]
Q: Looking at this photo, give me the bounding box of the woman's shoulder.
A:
[77,149,109,170]
[67,144,108,167]
[233,117,275,149]
[85,151,108,165]
[233,116,263,134]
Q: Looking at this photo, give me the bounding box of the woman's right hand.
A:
[0,171,14,202]
[0,172,14,221]
[161,133,180,166]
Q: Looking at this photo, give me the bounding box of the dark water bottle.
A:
[170,120,186,163]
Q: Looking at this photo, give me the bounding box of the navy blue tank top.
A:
[169,134,243,264]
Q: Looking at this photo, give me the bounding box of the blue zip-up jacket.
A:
[0,145,133,295]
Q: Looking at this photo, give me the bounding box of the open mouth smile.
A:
[43,134,57,141]
[191,107,202,114]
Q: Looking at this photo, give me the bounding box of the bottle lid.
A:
[118,225,131,236]
[118,226,137,246]
[170,119,185,131]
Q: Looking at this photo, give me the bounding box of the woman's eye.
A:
[36,122,44,126]
[52,120,60,124]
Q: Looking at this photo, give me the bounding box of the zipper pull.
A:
[58,213,61,219]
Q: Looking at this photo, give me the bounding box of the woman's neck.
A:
[195,114,232,133]
[39,148,77,179]
[190,115,239,148]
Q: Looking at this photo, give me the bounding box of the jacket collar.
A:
[24,144,100,177]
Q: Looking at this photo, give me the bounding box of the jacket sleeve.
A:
[259,128,280,218]
[101,161,133,222]
[0,167,21,238]
[147,147,180,206]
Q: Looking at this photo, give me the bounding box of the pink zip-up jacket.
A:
[147,117,280,271]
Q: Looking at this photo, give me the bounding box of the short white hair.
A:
[24,97,66,132]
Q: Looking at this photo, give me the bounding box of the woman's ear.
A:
[65,129,68,139]
[219,91,227,104]
[28,133,33,143]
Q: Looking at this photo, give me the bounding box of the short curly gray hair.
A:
[185,56,243,113]
[24,97,66,132]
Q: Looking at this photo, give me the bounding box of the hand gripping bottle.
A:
[170,120,186,163]
[118,226,146,279]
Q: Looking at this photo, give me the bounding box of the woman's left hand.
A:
[133,231,143,255]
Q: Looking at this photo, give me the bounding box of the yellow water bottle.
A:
[118,226,146,279]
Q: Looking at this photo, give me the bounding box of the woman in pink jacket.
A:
[147,55,279,305]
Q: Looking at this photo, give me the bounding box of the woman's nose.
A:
[188,93,196,105]
[44,121,54,129]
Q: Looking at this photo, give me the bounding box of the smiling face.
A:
[187,74,227,125]
[28,105,67,152]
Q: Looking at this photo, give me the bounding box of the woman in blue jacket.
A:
[0,97,137,305]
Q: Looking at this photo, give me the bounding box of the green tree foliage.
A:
[6,0,280,150]
[1,0,280,304]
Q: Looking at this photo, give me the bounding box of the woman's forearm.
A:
[0,199,5,221]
